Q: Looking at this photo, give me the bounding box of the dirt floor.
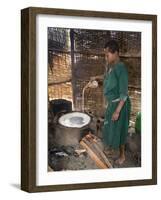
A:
[48,127,141,171]
[48,144,99,171]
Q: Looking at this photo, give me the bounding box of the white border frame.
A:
[36,14,152,186]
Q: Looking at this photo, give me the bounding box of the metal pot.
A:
[54,111,91,146]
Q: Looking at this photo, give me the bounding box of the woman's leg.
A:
[115,144,125,164]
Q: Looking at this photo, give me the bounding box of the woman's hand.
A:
[111,100,125,121]
[111,111,120,121]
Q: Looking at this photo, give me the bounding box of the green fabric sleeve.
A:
[115,64,128,101]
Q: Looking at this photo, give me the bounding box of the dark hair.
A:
[104,40,119,53]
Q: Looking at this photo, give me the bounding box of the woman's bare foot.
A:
[115,144,126,165]
[115,156,125,165]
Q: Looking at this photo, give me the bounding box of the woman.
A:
[92,40,131,165]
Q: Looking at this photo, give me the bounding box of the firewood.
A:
[75,149,86,155]
[84,133,113,168]
[80,140,108,169]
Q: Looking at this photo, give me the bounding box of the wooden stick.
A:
[85,133,113,168]
[80,141,108,169]
[75,149,86,155]
[92,143,113,168]
[82,137,112,168]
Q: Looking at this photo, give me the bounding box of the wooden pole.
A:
[70,29,76,110]
[80,140,108,169]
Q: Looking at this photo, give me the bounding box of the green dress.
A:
[102,61,131,149]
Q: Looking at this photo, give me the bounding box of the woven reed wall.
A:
[48,28,141,124]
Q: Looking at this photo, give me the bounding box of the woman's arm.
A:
[112,64,128,121]
[115,100,125,114]
[112,100,125,121]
